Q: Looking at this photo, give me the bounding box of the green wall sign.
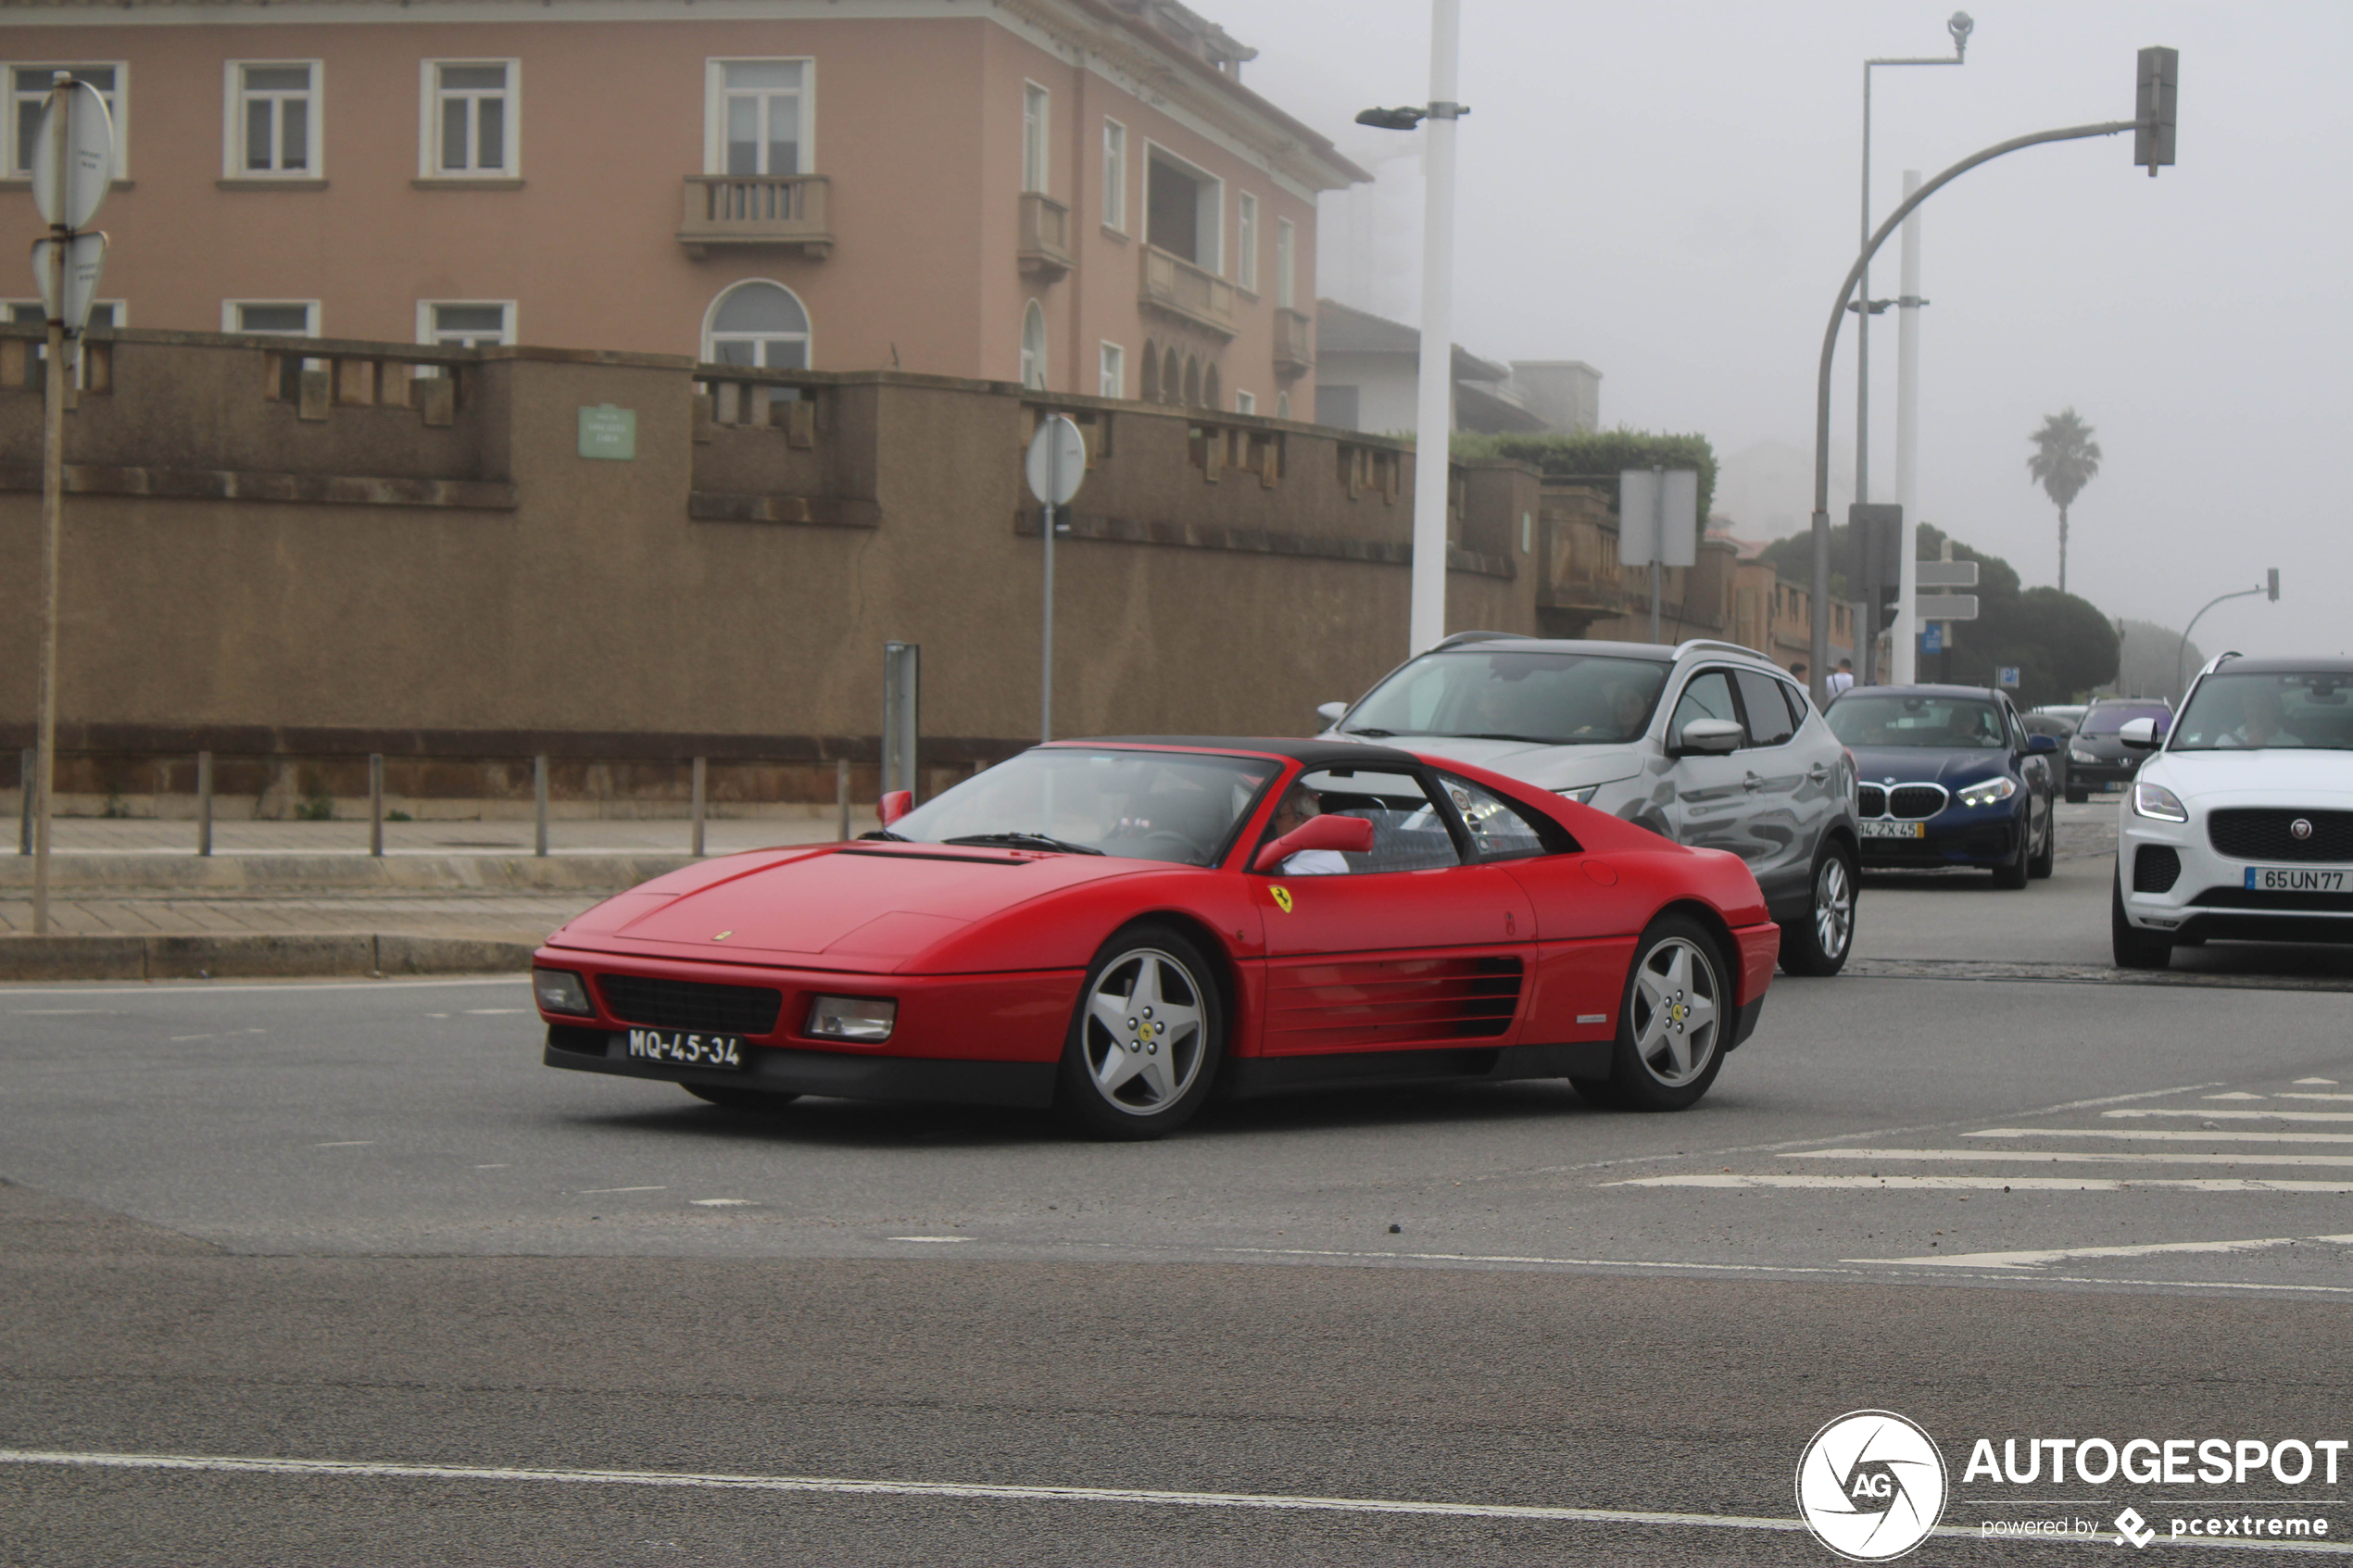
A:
[577,405,636,460]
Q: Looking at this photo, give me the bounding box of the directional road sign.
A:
[1618,469,1698,568]
[1916,594,1978,621]
[1922,623,1944,655]
[1917,560,1980,589]
[31,232,108,335]
[30,78,114,232]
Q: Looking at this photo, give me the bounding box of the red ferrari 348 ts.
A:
[535,739,1780,1137]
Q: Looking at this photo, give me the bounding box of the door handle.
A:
[1743,772,1764,791]
[1806,763,1829,782]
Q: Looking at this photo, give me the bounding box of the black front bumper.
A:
[2067,759,2138,792]
[544,1025,1058,1108]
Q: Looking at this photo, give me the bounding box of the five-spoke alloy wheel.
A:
[1601,915,1731,1110]
[1779,843,1856,976]
[1058,924,1225,1139]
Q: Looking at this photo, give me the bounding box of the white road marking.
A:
[170,1029,268,1042]
[2280,1093,2353,1102]
[689,1198,752,1208]
[1608,1175,2353,1193]
[2032,1081,2228,1113]
[472,1164,510,1170]
[2206,1092,2267,1100]
[1968,1127,2353,1145]
[463,1009,530,1015]
[887,1236,973,1243]
[578,1186,665,1195]
[1846,1235,2353,1270]
[11,1009,112,1014]
[2296,1078,2341,1085]
[2108,1108,2353,1123]
[2,1449,2345,1551]
[311,1141,373,1148]
[1788,1148,2353,1168]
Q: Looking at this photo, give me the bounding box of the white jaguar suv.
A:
[2112,656,2353,968]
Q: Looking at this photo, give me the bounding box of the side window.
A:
[1735,670,1796,747]
[1289,768,1462,873]
[1668,669,1738,744]
[1779,680,1813,731]
[1437,775,1567,860]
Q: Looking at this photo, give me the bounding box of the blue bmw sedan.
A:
[1824,684,2059,888]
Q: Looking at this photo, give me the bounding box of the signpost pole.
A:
[1040,494,1054,745]
[29,81,72,936]
[1649,464,1664,645]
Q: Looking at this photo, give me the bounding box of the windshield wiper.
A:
[943,833,1105,856]
[858,829,911,842]
[1341,726,1395,737]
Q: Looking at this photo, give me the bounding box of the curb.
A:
[0,933,537,983]
[0,853,698,895]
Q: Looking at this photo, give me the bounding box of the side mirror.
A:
[879,789,913,826]
[1315,700,1349,727]
[2117,718,2160,750]
[2026,734,2058,755]
[1673,717,1743,757]
[1252,812,1375,872]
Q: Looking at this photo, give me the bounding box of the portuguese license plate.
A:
[624,1028,746,1069]
[1861,821,1925,838]
[2245,867,2347,893]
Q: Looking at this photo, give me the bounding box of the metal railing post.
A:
[368,754,384,857]
[836,757,850,842]
[690,757,707,857]
[17,747,31,856]
[534,755,549,857]
[195,749,212,857]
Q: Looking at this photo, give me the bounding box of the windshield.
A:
[2080,703,2171,736]
[1342,650,1668,746]
[1826,695,2007,749]
[2169,671,2353,752]
[881,748,1278,865]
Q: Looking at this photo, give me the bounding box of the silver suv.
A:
[1315,634,1861,974]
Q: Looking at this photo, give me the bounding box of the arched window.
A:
[1202,363,1221,410]
[1181,355,1202,408]
[1020,300,1047,389]
[1139,339,1160,402]
[703,280,811,368]
[1277,391,1290,420]
[1161,345,1181,405]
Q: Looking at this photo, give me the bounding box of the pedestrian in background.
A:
[1828,659,1856,696]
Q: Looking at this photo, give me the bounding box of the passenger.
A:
[1269,784,1350,875]
[2221,684,2302,748]
[1573,679,1655,740]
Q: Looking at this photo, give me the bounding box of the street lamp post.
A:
[1356,0,1468,658]
[2176,575,2279,698]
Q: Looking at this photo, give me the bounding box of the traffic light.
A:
[2136,46,2178,176]
[2268,567,2280,602]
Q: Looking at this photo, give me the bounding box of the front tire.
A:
[1779,842,1856,976]
[1056,924,1225,1140]
[2027,805,2057,879]
[1992,814,2032,889]
[2111,870,2173,970]
[1604,915,1730,1111]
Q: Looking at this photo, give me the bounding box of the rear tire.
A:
[682,1084,799,1112]
[1604,915,1730,1111]
[1056,924,1225,1140]
[2111,871,2174,970]
[1779,843,1856,976]
[2064,787,2087,805]
[2027,807,2057,879]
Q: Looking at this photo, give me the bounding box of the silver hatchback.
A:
[1316,634,1862,974]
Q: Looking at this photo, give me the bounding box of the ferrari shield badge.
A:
[1269,886,1293,913]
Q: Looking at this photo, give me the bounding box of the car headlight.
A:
[2069,746,2098,763]
[1956,777,2018,809]
[533,968,594,1017]
[807,995,898,1042]
[2132,780,2189,822]
[1556,785,1599,805]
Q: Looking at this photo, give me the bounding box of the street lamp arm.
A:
[2176,585,2266,696]
[1807,116,2135,705]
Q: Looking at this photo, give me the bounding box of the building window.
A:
[1236,193,1258,293]
[6,299,120,386]
[709,59,809,176]
[223,300,319,336]
[1235,390,1255,415]
[229,61,318,176]
[1146,144,1222,274]
[1022,82,1049,194]
[10,64,124,178]
[703,280,809,368]
[1275,218,1296,310]
[1101,119,1126,233]
[1099,342,1124,399]
[1276,391,1290,420]
[425,60,515,176]
[1020,300,1047,390]
[418,301,513,348]
[1139,339,1159,401]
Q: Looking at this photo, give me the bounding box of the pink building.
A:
[2,0,1362,411]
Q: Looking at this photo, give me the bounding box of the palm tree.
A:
[2026,408,2102,594]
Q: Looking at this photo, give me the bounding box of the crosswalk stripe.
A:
[2108,1109,2353,1123]
[1608,1175,2353,1193]
[1845,1234,2353,1269]
[1967,1127,2353,1145]
[1785,1148,2353,1168]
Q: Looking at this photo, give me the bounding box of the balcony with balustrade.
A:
[1139,246,1236,338]
[1273,307,1313,378]
[676,175,833,259]
[1016,193,1074,279]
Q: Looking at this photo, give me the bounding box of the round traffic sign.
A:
[30,77,115,232]
[1025,415,1086,508]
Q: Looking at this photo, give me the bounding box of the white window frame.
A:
[415,299,516,348]
[1100,118,1126,234]
[1098,341,1124,399]
[1143,141,1223,276]
[5,298,124,327]
[221,299,321,337]
[1021,81,1050,194]
[222,59,321,180]
[1235,390,1256,415]
[700,278,813,369]
[1276,391,1290,420]
[702,57,815,176]
[1275,217,1297,310]
[1020,299,1048,390]
[1236,192,1258,294]
[8,61,130,179]
[419,58,519,179]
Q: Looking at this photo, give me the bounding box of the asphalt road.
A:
[5,818,2353,1563]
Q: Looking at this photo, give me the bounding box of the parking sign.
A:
[1997,666,2020,689]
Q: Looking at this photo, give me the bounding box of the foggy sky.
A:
[1242,2,2353,661]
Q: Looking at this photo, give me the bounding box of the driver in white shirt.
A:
[1269,784,1350,875]
[2221,684,2303,748]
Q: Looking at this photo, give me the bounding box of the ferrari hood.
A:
[547,843,1151,965]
